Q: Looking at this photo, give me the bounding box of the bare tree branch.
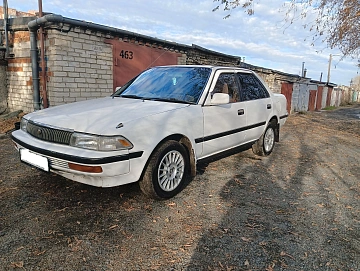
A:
[213,0,360,59]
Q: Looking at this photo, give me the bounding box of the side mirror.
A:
[210,93,230,105]
[115,86,122,92]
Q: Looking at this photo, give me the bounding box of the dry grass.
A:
[0,113,25,134]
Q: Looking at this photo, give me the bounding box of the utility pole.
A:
[327,54,341,84]
[327,54,332,84]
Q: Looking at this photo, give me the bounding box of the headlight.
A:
[69,133,133,151]
[20,118,28,132]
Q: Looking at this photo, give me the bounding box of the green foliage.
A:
[323,105,337,110]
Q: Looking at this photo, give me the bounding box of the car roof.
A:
[152,65,254,73]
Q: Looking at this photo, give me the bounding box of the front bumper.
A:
[11,130,144,187]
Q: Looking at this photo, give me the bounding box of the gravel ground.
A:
[0,104,359,271]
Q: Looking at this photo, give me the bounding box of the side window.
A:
[237,73,270,101]
[212,73,240,103]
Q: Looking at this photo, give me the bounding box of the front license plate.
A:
[20,149,49,172]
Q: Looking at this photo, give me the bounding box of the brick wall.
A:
[0,7,36,19]
[186,47,239,66]
[178,54,187,65]
[255,72,279,94]
[46,28,113,106]
[239,64,295,94]
[7,30,34,113]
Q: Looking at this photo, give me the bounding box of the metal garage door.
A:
[105,39,181,90]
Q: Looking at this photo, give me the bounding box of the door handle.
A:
[238,109,244,115]
[267,104,272,109]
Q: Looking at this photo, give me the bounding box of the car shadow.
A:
[186,116,360,270]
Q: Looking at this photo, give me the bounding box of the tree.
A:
[213,0,360,59]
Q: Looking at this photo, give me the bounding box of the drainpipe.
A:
[28,15,64,110]
[30,31,41,110]
[3,0,9,58]
[38,0,48,108]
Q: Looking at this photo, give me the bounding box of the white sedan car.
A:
[11,66,288,199]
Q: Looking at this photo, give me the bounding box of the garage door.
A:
[105,39,181,90]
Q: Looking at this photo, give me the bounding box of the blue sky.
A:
[11,0,360,85]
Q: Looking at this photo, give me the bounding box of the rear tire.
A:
[252,120,277,156]
[140,140,189,199]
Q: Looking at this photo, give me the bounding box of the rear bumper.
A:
[279,114,288,126]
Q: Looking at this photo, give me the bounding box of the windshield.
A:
[113,66,211,104]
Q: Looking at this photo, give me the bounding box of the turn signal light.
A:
[68,163,103,173]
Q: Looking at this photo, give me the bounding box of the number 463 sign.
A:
[120,50,133,60]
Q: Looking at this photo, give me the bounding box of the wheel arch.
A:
[140,134,196,181]
[269,116,280,142]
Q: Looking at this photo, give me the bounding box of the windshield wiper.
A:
[118,94,144,99]
[149,97,195,104]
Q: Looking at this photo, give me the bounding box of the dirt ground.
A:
[0,104,359,271]
[0,114,23,135]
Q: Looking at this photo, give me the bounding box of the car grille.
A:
[49,157,69,169]
[27,121,73,145]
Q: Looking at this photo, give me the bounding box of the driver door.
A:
[200,71,247,158]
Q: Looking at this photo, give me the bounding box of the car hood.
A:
[25,97,190,135]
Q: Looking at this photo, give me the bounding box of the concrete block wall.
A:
[7,31,34,113]
[177,54,187,65]
[186,49,239,66]
[46,28,113,106]
[238,64,289,94]
[256,73,282,94]
[0,62,7,113]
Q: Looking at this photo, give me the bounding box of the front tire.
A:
[140,140,189,199]
[252,120,276,156]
